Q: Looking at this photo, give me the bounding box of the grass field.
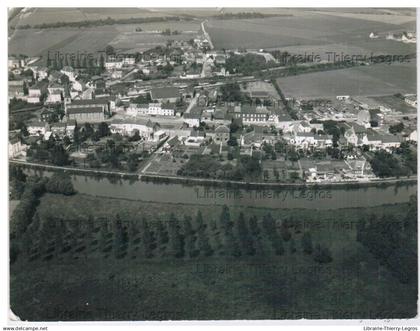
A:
[9,21,199,57]
[206,10,416,52]
[10,192,417,320]
[276,62,417,99]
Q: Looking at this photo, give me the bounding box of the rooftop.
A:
[150,87,179,100]
[67,107,104,115]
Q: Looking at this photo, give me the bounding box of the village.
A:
[8,30,417,184]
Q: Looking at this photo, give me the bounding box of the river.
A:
[28,168,417,210]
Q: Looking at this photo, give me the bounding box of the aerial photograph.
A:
[7,7,417,321]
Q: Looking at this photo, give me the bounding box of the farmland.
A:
[9,8,193,28]
[276,62,417,99]
[205,10,416,53]
[9,21,201,57]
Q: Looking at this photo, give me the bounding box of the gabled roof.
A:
[150,87,179,100]
[68,98,108,106]
[67,107,103,115]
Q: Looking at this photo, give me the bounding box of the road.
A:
[10,159,417,187]
[9,159,134,177]
[184,93,199,114]
[201,20,214,50]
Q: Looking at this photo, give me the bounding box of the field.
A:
[10,192,417,320]
[205,10,416,53]
[276,62,417,99]
[9,20,201,57]
[9,8,196,27]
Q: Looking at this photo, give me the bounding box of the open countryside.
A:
[8,7,417,321]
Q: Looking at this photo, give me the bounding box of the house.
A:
[289,132,332,149]
[9,133,26,158]
[148,103,175,116]
[288,121,312,134]
[153,130,167,142]
[111,70,123,79]
[407,130,417,142]
[150,87,180,103]
[46,93,62,104]
[276,112,297,131]
[33,66,49,81]
[27,81,46,104]
[183,112,201,127]
[123,56,136,66]
[48,82,65,95]
[66,120,77,138]
[49,70,67,83]
[344,126,358,146]
[8,80,25,100]
[214,125,230,144]
[233,105,271,125]
[80,88,94,100]
[67,107,105,123]
[214,55,226,65]
[163,136,181,152]
[380,134,403,150]
[65,98,109,116]
[105,60,124,70]
[128,103,175,117]
[357,109,371,128]
[50,122,67,138]
[360,131,401,150]
[27,122,47,136]
[8,56,24,69]
[405,95,417,108]
[60,66,77,82]
[185,130,205,147]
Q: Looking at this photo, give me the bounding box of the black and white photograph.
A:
[3,3,419,329]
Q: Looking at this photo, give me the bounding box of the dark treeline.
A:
[9,170,76,263]
[15,16,193,30]
[211,12,293,20]
[356,195,417,284]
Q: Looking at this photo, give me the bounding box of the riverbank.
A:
[9,159,417,191]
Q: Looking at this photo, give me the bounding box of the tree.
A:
[140,219,153,258]
[302,232,313,254]
[248,215,260,236]
[98,122,110,137]
[389,122,404,134]
[156,220,169,246]
[50,145,70,166]
[45,173,75,195]
[313,244,333,263]
[263,169,269,181]
[197,226,213,257]
[183,215,198,258]
[167,214,184,258]
[273,167,280,182]
[219,205,231,231]
[113,214,127,258]
[195,210,204,232]
[280,222,292,241]
[227,136,238,146]
[105,45,115,56]
[236,212,255,256]
[99,222,110,252]
[289,238,296,254]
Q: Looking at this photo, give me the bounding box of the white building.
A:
[60,66,77,82]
